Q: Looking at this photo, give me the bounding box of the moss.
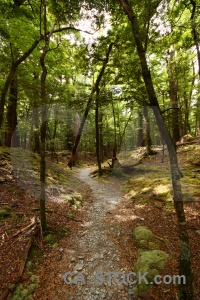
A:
[140,187,153,195]
[135,250,168,272]
[137,199,149,205]
[133,226,154,241]
[68,197,75,206]
[26,261,38,270]
[148,241,158,249]
[75,200,82,209]
[44,233,57,245]
[10,274,39,300]
[134,250,168,295]
[0,209,11,219]
[133,226,169,295]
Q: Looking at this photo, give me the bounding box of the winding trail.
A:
[64,168,135,300]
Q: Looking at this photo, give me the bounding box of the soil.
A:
[0,145,200,300]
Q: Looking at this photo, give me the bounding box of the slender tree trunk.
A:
[119,1,193,298]
[167,50,180,143]
[99,111,104,162]
[137,106,144,147]
[39,3,55,231]
[32,73,40,153]
[5,75,19,147]
[190,0,200,136]
[95,88,102,175]
[40,49,48,231]
[190,0,200,79]
[119,110,132,149]
[68,43,114,168]
[50,119,58,163]
[143,106,153,155]
[111,94,117,165]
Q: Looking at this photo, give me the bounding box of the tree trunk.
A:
[167,50,180,143]
[99,111,104,162]
[119,110,132,149]
[68,43,114,168]
[143,106,153,155]
[111,94,117,163]
[40,48,47,231]
[5,75,19,147]
[95,88,102,175]
[190,0,200,136]
[137,106,144,147]
[39,1,55,231]
[190,0,200,79]
[118,1,193,298]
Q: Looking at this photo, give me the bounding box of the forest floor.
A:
[0,143,200,299]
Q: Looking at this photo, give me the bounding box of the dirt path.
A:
[62,167,135,300]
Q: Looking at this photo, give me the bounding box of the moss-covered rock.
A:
[135,249,168,273]
[132,226,169,296]
[133,250,168,295]
[133,226,154,241]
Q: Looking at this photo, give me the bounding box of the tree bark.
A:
[111,94,118,163]
[95,88,102,175]
[167,50,180,143]
[190,0,200,79]
[40,50,48,231]
[143,105,153,155]
[5,75,19,147]
[190,0,200,136]
[137,106,144,147]
[68,42,114,168]
[119,110,132,149]
[99,111,104,162]
[118,1,193,298]
[39,3,55,231]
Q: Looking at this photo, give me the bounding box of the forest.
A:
[0,0,200,299]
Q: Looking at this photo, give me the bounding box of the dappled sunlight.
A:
[153,184,171,195]
[114,213,138,222]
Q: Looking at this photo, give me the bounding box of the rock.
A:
[78,256,85,259]
[133,226,153,241]
[74,263,84,271]
[70,258,76,262]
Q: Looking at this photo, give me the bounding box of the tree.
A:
[118,0,193,298]
[68,42,114,168]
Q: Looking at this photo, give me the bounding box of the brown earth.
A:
[0,145,200,299]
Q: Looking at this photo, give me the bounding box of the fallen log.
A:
[12,216,38,238]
